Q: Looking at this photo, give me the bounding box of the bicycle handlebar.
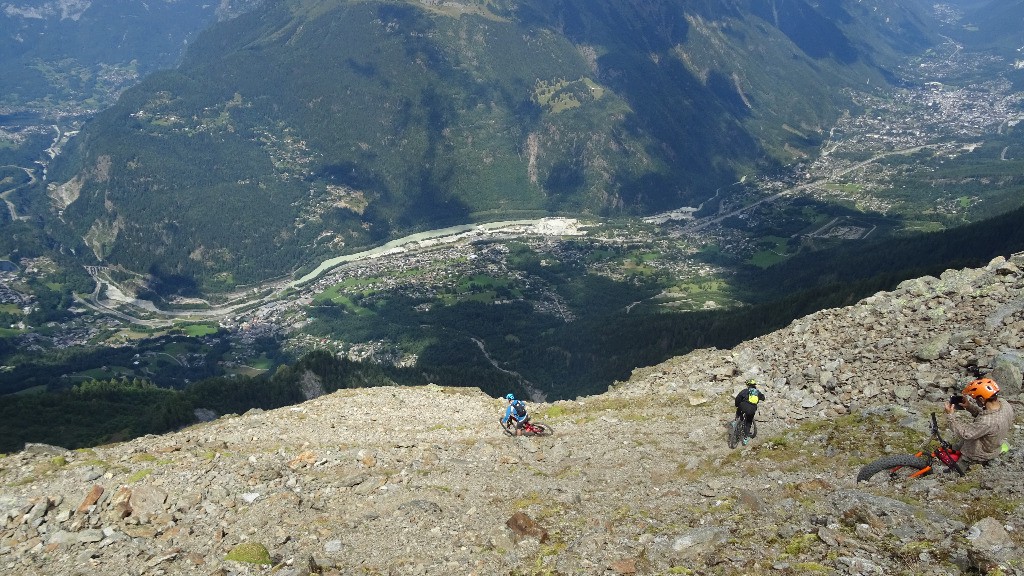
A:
[930,411,957,450]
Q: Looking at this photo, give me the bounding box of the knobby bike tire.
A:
[728,418,742,449]
[500,421,515,437]
[856,454,931,482]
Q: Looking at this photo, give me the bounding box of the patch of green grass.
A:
[535,403,569,421]
[766,412,925,471]
[246,355,274,371]
[749,250,788,268]
[78,458,111,471]
[962,495,1021,525]
[783,533,819,556]
[528,537,568,575]
[127,469,153,483]
[748,235,793,268]
[31,456,68,476]
[182,323,218,337]
[901,220,946,234]
[312,281,377,313]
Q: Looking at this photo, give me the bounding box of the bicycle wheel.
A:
[500,420,515,437]
[856,454,931,482]
[530,423,553,437]
[728,418,742,449]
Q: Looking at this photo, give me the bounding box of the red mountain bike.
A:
[500,419,552,437]
[857,412,965,482]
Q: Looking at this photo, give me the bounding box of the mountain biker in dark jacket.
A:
[502,393,530,436]
[734,379,765,445]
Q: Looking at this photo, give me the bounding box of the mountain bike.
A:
[856,412,965,482]
[727,414,757,449]
[500,419,552,437]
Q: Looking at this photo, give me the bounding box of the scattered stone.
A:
[965,517,1016,572]
[506,512,549,543]
[609,558,638,574]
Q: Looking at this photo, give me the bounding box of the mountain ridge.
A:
[47,0,942,293]
[2,252,1021,574]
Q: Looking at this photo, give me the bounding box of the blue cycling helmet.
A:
[505,393,516,400]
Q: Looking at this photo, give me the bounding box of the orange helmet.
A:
[962,378,999,400]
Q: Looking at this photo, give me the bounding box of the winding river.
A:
[83,218,570,323]
[292,220,545,286]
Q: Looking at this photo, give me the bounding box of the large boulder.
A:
[989,352,1023,397]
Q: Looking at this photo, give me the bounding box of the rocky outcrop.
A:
[1,255,1022,575]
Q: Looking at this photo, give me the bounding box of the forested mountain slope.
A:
[0,0,261,110]
[957,0,1024,56]
[47,0,940,294]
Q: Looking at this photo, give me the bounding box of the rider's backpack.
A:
[512,400,527,417]
[747,390,760,405]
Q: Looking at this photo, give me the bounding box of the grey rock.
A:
[128,486,167,519]
[916,333,951,361]
[835,555,885,575]
[965,517,1016,573]
[655,526,731,558]
[989,351,1023,396]
[21,443,70,456]
[324,539,344,554]
[193,408,218,422]
[893,385,916,400]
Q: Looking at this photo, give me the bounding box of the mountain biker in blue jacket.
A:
[502,393,529,436]
[734,379,765,445]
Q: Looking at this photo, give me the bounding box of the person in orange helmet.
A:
[944,377,1015,467]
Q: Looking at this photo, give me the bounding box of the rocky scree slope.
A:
[2,254,1024,575]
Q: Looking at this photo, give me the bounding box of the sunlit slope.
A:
[50,0,939,293]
